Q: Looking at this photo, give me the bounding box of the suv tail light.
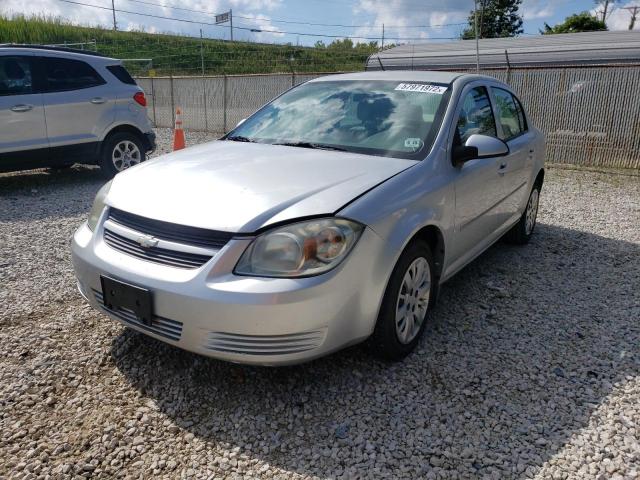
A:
[133,92,147,107]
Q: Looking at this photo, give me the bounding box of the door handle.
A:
[498,162,507,176]
[11,104,33,112]
[499,162,507,169]
[90,97,106,104]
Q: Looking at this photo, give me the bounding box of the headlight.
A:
[235,218,363,278]
[87,180,112,231]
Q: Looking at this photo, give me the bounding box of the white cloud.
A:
[0,0,283,38]
[604,2,639,30]
[351,0,471,44]
[521,0,555,21]
[236,12,285,41]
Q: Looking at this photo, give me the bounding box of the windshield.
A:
[226,80,451,160]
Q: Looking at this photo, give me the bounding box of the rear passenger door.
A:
[0,54,48,167]
[40,55,115,160]
[490,87,533,221]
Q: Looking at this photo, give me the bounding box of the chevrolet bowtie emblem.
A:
[136,235,159,248]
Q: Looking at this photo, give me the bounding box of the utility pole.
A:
[479,0,485,39]
[474,0,480,72]
[199,29,205,75]
[381,24,385,51]
[599,0,613,21]
[623,6,639,29]
[111,0,117,30]
[230,9,233,41]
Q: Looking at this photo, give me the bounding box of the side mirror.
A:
[453,134,509,165]
[236,118,247,128]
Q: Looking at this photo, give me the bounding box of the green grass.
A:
[0,15,377,76]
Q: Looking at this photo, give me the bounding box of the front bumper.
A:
[71,219,388,365]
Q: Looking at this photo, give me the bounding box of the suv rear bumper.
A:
[143,132,156,153]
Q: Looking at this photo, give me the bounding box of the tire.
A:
[504,184,541,245]
[100,132,146,178]
[369,240,436,361]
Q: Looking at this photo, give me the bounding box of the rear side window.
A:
[0,56,33,96]
[107,65,136,85]
[42,57,106,92]
[492,87,527,140]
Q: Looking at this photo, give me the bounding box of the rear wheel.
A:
[369,240,436,361]
[100,132,146,178]
[504,184,540,244]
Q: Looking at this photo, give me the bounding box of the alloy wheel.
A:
[112,140,141,171]
[395,257,431,344]
[525,188,540,235]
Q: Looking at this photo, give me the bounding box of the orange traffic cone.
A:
[173,107,186,151]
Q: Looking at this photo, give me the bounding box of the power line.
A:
[119,0,467,30]
[55,0,461,41]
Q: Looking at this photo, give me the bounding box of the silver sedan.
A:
[71,71,545,365]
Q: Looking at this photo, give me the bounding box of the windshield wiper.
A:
[273,141,348,152]
[226,135,256,143]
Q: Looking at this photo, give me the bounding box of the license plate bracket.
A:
[100,276,153,326]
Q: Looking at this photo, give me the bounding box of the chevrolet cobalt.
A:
[72,71,545,365]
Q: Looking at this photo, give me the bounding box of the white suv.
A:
[0,45,155,177]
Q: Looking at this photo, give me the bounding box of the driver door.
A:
[450,85,507,265]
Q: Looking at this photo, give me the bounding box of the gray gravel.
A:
[1,129,639,479]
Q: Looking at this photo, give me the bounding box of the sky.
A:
[1,0,638,46]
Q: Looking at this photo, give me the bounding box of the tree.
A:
[461,0,524,39]
[541,12,607,34]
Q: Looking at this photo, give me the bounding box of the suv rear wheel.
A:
[100,132,146,178]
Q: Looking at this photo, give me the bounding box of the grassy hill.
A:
[1,15,378,76]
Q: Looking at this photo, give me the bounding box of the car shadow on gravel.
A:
[0,166,105,222]
[110,222,640,478]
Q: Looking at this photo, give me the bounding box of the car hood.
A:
[107,141,416,233]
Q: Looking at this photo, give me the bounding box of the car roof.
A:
[309,70,513,91]
[0,44,118,63]
[309,70,468,85]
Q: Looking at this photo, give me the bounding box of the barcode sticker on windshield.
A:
[395,83,448,94]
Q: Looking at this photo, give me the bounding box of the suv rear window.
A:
[107,65,136,85]
[42,57,106,92]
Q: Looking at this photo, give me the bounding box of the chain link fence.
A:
[137,73,326,134]
[137,67,640,170]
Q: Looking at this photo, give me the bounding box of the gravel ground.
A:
[1,128,639,479]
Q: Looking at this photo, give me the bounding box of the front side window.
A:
[227,80,451,160]
[0,56,33,96]
[455,86,497,144]
[493,87,527,141]
[42,57,105,92]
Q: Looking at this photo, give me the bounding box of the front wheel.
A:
[504,184,540,244]
[100,132,146,178]
[369,240,436,361]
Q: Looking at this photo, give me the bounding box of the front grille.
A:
[103,229,212,269]
[93,289,182,341]
[109,208,233,249]
[205,329,327,356]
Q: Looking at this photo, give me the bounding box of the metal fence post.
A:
[150,77,157,126]
[203,77,209,132]
[170,75,175,127]
[223,75,228,134]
